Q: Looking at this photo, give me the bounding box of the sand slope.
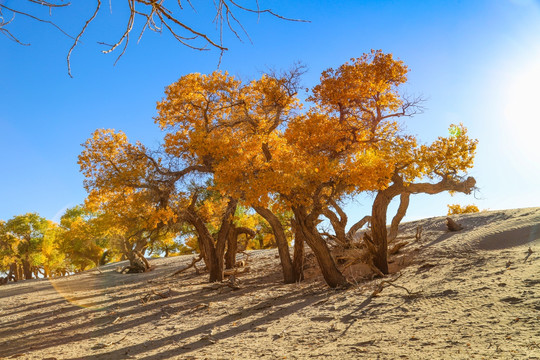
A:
[1,207,539,359]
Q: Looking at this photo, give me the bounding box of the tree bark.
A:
[184,197,238,282]
[225,227,255,269]
[291,219,305,282]
[293,206,348,288]
[16,264,23,281]
[254,206,296,283]
[225,231,238,269]
[388,193,410,242]
[322,200,348,247]
[214,198,238,277]
[371,191,392,274]
[22,259,33,280]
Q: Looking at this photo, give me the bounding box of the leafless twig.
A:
[3,1,308,76]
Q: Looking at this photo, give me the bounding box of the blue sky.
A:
[1,0,539,224]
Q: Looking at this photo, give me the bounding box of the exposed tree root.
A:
[389,241,409,255]
[170,255,203,277]
[415,225,423,240]
[141,288,172,304]
[371,272,419,297]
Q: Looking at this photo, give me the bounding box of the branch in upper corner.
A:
[3,1,307,76]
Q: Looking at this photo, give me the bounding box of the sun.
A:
[503,60,540,159]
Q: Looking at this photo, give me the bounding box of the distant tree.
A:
[447,204,480,215]
[0,0,305,76]
[58,205,109,271]
[0,213,50,280]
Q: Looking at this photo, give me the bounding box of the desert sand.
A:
[1,207,539,360]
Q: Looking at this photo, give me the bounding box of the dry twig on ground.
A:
[170,255,203,277]
[371,272,419,297]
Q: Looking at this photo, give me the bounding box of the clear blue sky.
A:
[1,0,539,225]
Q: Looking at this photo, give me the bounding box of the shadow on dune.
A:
[477,225,540,250]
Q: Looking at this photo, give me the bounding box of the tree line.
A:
[0,205,282,282]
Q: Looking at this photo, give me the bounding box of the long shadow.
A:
[63,286,327,360]
[0,256,187,301]
[0,279,58,300]
[0,277,166,331]
[0,292,110,321]
[0,259,200,322]
[0,270,296,358]
[0,284,200,346]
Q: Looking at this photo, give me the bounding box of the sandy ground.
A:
[1,207,539,360]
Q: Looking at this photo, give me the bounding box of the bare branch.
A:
[0,3,74,41]
[228,0,309,23]
[27,0,71,8]
[4,1,306,76]
[67,0,101,77]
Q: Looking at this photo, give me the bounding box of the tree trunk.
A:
[388,193,410,243]
[22,259,33,280]
[17,264,23,281]
[291,219,305,282]
[194,230,222,282]
[184,198,237,282]
[293,207,348,288]
[371,191,392,274]
[254,206,297,284]
[370,174,476,275]
[225,229,238,269]
[214,198,237,278]
[43,265,51,279]
[8,263,16,282]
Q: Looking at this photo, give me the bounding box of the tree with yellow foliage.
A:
[154,68,307,283]
[367,124,477,274]
[0,213,61,280]
[288,52,478,277]
[78,126,253,281]
[447,204,480,215]
[58,205,110,271]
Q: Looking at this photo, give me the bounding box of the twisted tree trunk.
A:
[370,174,476,274]
[371,191,393,274]
[254,206,299,283]
[185,197,238,282]
[225,227,255,269]
[388,193,410,243]
[293,206,348,288]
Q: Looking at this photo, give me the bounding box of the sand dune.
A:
[1,207,539,359]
